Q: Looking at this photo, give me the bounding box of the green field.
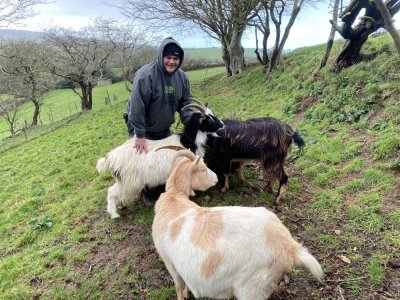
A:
[0,33,399,299]
[0,66,226,146]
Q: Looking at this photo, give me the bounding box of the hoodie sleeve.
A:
[178,72,194,126]
[127,74,151,138]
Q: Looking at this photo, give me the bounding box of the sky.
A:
[6,0,400,50]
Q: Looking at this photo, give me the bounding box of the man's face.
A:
[163,55,180,74]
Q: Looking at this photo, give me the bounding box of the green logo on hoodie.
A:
[165,84,174,94]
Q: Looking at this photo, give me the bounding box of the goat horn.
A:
[155,145,187,152]
[182,97,211,114]
[171,149,198,168]
[174,149,197,162]
[181,103,208,113]
[189,97,207,107]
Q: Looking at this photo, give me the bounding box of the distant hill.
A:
[0,29,44,44]
[0,29,261,62]
[185,47,258,62]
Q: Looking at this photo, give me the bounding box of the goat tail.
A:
[296,247,324,283]
[96,157,108,173]
[293,131,305,148]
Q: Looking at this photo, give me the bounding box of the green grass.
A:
[1,32,399,299]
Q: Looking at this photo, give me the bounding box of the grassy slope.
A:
[0,35,399,299]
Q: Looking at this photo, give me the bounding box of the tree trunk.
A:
[228,29,245,75]
[375,0,400,52]
[268,24,281,72]
[262,30,269,64]
[80,83,93,110]
[275,0,303,69]
[333,0,400,71]
[221,42,232,76]
[315,0,341,74]
[334,13,378,71]
[31,100,40,126]
[335,34,370,71]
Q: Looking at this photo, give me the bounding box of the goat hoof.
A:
[110,213,120,219]
[221,187,228,192]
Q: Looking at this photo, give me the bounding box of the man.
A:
[125,37,193,206]
[126,37,193,153]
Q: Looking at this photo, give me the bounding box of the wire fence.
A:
[0,93,120,144]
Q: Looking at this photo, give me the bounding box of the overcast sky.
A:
[7,0,400,50]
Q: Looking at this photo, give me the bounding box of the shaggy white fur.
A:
[96,135,187,218]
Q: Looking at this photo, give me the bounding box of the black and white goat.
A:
[96,101,223,218]
[206,115,305,204]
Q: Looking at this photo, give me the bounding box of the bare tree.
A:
[0,94,25,135]
[252,1,271,67]
[331,0,400,71]
[0,40,53,126]
[114,0,260,75]
[250,0,319,74]
[314,0,341,75]
[108,26,157,93]
[118,45,157,93]
[44,19,121,110]
[0,0,52,27]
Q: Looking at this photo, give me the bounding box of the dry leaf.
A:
[340,255,351,264]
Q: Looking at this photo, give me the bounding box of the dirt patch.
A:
[70,153,399,300]
[71,206,173,299]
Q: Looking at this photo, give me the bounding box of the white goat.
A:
[152,150,324,300]
[96,103,224,219]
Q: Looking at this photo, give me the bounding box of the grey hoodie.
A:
[126,37,192,138]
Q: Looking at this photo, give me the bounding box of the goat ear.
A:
[205,102,209,107]
[199,115,206,123]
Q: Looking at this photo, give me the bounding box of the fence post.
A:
[23,120,28,141]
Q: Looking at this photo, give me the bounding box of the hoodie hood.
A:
[157,37,184,75]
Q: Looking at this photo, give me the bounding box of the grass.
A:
[0,32,399,299]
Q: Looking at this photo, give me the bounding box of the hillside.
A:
[0,28,44,43]
[0,33,399,299]
[0,29,257,63]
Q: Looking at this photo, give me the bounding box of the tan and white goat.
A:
[152,150,324,300]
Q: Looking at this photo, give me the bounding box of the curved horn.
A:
[155,145,187,152]
[182,98,213,115]
[189,97,208,107]
[182,97,209,113]
[172,149,198,167]
[181,103,208,113]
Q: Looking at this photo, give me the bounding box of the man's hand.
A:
[134,136,148,154]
